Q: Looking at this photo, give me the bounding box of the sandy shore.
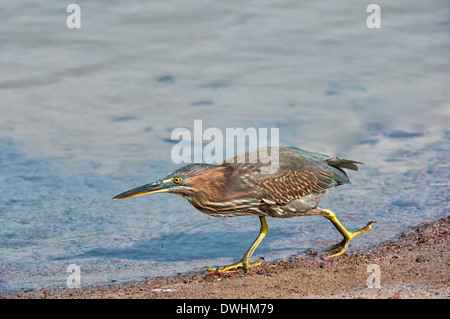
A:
[2,216,449,299]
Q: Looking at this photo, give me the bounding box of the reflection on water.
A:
[0,1,449,291]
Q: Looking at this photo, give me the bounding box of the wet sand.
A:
[3,216,448,299]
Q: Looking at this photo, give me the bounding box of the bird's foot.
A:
[326,221,376,258]
[326,239,350,257]
[207,257,264,273]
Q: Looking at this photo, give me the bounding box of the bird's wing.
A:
[222,147,363,205]
[253,168,335,205]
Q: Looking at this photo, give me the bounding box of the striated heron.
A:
[112,147,374,273]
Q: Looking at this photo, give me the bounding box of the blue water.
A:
[0,0,449,292]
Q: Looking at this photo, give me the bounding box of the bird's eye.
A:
[173,176,182,184]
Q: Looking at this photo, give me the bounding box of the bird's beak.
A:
[111,179,170,200]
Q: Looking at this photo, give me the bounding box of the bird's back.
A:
[217,147,365,217]
[276,147,361,187]
[224,146,363,187]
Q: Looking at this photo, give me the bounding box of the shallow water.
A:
[0,1,449,292]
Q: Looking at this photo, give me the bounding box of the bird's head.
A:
[112,163,228,201]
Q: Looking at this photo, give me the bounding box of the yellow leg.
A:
[208,216,268,273]
[321,209,374,257]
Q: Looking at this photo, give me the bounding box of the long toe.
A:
[207,257,264,273]
[326,239,346,253]
[207,262,244,273]
[246,257,264,271]
[326,239,350,258]
[326,221,376,257]
[353,221,376,237]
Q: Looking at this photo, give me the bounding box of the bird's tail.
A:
[326,157,367,186]
[326,157,367,171]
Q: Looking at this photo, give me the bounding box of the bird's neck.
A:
[182,165,231,205]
